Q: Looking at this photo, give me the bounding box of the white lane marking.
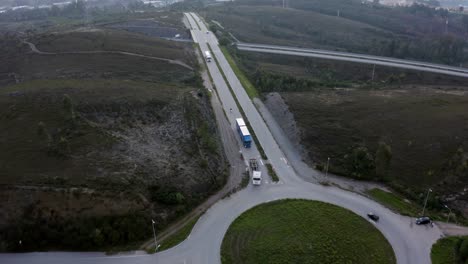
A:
[259,159,264,166]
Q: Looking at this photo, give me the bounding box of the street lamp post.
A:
[421,188,432,216]
[152,219,158,251]
[325,157,330,177]
[444,205,452,223]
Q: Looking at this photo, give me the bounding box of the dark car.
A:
[416,216,431,225]
[367,212,379,221]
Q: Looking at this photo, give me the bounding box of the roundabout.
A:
[221,199,395,264]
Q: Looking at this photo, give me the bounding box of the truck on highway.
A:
[236,118,252,148]
[204,51,212,62]
[249,158,262,185]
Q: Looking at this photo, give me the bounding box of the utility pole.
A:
[325,157,330,177]
[371,64,376,81]
[421,188,432,216]
[444,205,452,223]
[445,18,449,34]
[152,219,159,251]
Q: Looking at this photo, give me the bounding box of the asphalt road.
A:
[0,13,443,264]
[237,42,468,78]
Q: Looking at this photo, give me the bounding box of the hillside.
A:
[0,24,227,251]
[204,0,468,65]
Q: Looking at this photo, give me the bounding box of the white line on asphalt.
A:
[259,159,264,166]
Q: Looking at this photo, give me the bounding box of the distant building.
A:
[372,0,414,6]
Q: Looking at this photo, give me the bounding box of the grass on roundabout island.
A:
[431,236,468,264]
[221,199,396,264]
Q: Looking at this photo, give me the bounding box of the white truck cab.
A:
[252,171,262,186]
[249,158,262,186]
[204,51,212,62]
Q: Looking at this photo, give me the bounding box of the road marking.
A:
[259,159,264,166]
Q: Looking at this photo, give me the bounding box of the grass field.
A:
[431,236,468,264]
[32,29,195,65]
[205,5,390,53]
[0,79,187,186]
[157,216,200,252]
[279,89,468,189]
[221,199,395,264]
[367,189,420,216]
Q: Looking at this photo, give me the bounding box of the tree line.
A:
[1,210,150,251]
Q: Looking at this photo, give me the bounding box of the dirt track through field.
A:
[22,41,194,70]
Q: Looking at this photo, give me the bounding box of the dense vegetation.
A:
[3,211,149,251]
[222,199,395,264]
[204,0,468,65]
[432,236,468,264]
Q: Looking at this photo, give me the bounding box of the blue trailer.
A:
[236,118,252,148]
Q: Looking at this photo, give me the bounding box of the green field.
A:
[431,236,468,264]
[32,30,195,65]
[221,199,395,264]
[149,216,200,252]
[367,189,420,216]
[278,89,468,190]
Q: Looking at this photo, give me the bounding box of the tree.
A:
[375,142,392,179]
[62,94,75,121]
[218,36,230,46]
[91,228,104,247]
[56,137,71,157]
[37,121,52,147]
[346,146,375,179]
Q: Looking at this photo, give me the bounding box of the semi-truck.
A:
[236,118,252,148]
[204,51,212,62]
[249,158,262,185]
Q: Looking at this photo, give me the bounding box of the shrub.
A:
[459,238,468,262]
[315,163,324,171]
[375,142,392,179]
[149,186,186,205]
[345,146,375,179]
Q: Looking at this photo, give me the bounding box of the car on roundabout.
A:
[367,212,379,222]
[415,216,431,225]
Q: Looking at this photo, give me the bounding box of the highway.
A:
[0,13,443,264]
[237,42,468,78]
